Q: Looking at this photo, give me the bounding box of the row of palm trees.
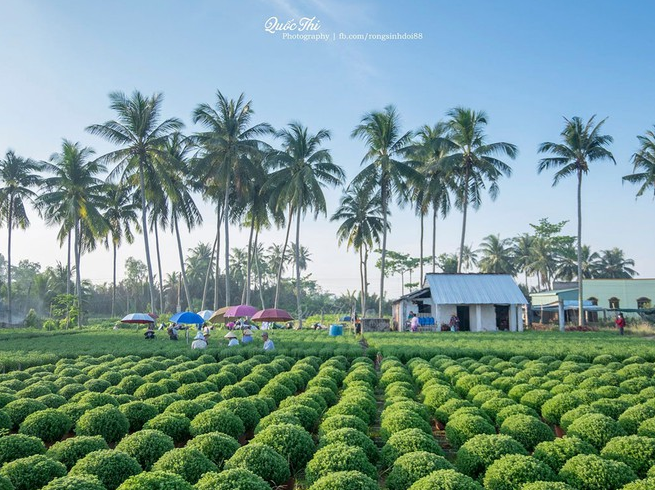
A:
[2,90,655,326]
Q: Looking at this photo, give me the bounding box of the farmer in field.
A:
[225,331,240,347]
[191,331,207,349]
[242,328,254,344]
[262,332,275,351]
[615,312,626,336]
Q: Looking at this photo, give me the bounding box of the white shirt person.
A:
[262,332,275,351]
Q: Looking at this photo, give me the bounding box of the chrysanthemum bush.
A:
[0,433,46,465]
[407,469,482,490]
[381,428,445,469]
[47,435,109,470]
[319,427,378,464]
[251,423,315,471]
[115,471,195,490]
[195,468,269,490]
[386,451,454,490]
[558,453,637,490]
[151,447,217,484]
[115,429,175,470]
[483,454,557,490]
[308,470,379,490]
[0,454,67,490]
[75,404,129,443]
[305,442,377,485]
[70,449,142,490]
[42,474,106,490]
[456,434,528,480]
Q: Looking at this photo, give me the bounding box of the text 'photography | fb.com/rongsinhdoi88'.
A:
[264,15,423,42]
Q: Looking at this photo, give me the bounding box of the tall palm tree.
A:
[331,185,386,317]
[624,126,655,198]
[440,108,517,273]
[87,90,183,313]
[0,150,42,324]
[39,140,107,326]
[192,91,273,307]
[351,106,417,317]
[477,234,515,274]
[411,123,453,275]
[458,244,479,272]
[538,115,615,326]
[595,248,637,279]
[266,122,344,327]
[513,234,536,291]
[103,183,139,317]
[555,244,599,282]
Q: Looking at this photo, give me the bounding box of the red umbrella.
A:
[224,305,258,318]
[251,308,293,322]
[148,312,159,320]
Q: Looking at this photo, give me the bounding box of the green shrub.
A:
[499,414,554,452]
[305,443,376,485]
[621,478,655,490]
[481,397,517,422]
[75,405,129,443]
[195,468,269,490]
[115,429,175,470]
[559,405,599,431]
[251,423,315,471]
[186,432,239,468]
[620,404,655,434]
[497,404,540,426]
[381,428,445,469]
[37,394,67,409]
[142,412,190,443]
[215,398,260,432]
[445,413,495,448]
[46,436,109,470]
[255,411,302,433]
[0,433,45,464]
[190,408,244,439]
[600,435,655,478]
[115,471,194,490]
[150,447,217,484]
[456,434,528,479]
[566,413,625,450]
[520,390,553,412]
[559,453,637,490]
[4,399,47,428]
[0,454,67,490]
[42,474,105,490]
[76,392,118,407]
[84,379,111,393]
[116,375,145,395]
[381,409,432,441]
[519,483,575,490]
[224,443,290,485]
[318,414,368,436]
[387,451,453,490]
[308,470,379,490]
[19,408,72,443]
[483,454,557,490]
[319,427,378,463]
[276,404,319,432]
[164,400,204,419]
[118,401,158,432]
[70,449,142,490]
[407,469,482,490]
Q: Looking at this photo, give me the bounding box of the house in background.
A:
[530,278,655,329]
[392,273,528,332]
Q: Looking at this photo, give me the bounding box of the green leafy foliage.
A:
[47,435,109,470]
[305,443,377,485]
[381,428,445,469]
[19,408,72,443]
[224,443,290,485]
[0,454,67,490]
[115,471,194,490]
[600,435,655,478]
[74,405,129,443]
[195,469,269,490]
[190,408,244,439]
[151,447,217,484]
[456,434,528,479]
[118,401,158,431]
[42,474,105,490]
[532,436,597,472]
[407,469,483,490]
[251,423,315,471]
[308,470,379,490]
[0,433,46,464]
[445,413,496,448]
[499,414,555,451]
[386,451,453,490]
[566,413,625,450]
[115,429,175,470]
[559,454,638,490]
[142,412,190,443]
[483,454,557,490]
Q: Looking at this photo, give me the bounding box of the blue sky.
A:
[1,0,654,299]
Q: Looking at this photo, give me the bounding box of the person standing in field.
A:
[410,313,419,332]
[615,312,626,336]
[262,332,275,351]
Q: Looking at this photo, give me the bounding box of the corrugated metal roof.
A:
[425,273,527,305]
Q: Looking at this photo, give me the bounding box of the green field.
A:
[0,328,653,489]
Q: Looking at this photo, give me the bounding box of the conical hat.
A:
[224,331,237,339]
[243,329,253,335]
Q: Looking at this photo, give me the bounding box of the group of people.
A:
[407,312,459,332]
[190,328,274,351]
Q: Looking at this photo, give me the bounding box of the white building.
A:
[392,273,527,332]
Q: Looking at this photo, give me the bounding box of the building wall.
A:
[583,279,655,310]
[471,305,497,332]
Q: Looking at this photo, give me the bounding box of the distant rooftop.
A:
[424,273,527,305]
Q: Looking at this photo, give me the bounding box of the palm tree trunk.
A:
[363,245,369,319]
[457,166,470,273]
[174,215,192,310]
[419,211,424,283]
[138,158,157,313]
[274,204,293,308]
[74,218,82,327]
[379,185,388,318]
[214,202,221,309]
[359,246,365,320]
[201,237,217,311]
[245,220,255,306]
[432,207,437,273]
[223,186,231,307]
[112,241,117,318]
[254,231,266,309]
[66,231,71,296]
[153,222,164,313]
[6,196,12,325]
[577,169,585,327]
[295,208,302,329]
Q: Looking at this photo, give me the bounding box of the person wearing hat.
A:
[191,331,207,349]
[242,328,254,344]
[262,332,275,351]
[225,331,240,347]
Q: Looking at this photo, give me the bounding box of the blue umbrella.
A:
[170,311,205,325]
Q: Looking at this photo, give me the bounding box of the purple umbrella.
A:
[224,305,258,318]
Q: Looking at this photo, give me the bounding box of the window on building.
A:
[609,297,620,309]
[637,297,652,309]
[588,297,598,306]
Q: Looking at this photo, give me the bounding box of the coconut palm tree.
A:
[192,91,273,307]
[458,244,479,272]
[39,140,107,326]
[595,248,637,279]
[410,123,453,275]
[0,150,42,324]
[266,122,344,327]
[351,106,418,317]
[87,91,183,313]
[513,234,536,291]
[331,185,386,317]
[538,115,615,326]
[477,234,515,274]
[624,126,655,198]
[103,183,139,317]
[555,244,599,282]
[440,108,517,273]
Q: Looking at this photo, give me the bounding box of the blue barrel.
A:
[329,324,343,336]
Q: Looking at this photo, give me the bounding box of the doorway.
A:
[456,305,470,331]
[495,305,509,330]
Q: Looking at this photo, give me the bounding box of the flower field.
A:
[0,330,654,489]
